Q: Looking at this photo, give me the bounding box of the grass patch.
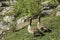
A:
[5,16,60,40]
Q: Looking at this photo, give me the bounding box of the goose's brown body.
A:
[28,25,40,34]
[28,24,44,36]
[37,22,51,32]
[37,22,47,31]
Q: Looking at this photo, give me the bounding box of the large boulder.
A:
[41,9,54,15]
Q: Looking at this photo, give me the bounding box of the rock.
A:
[0,6,14,15]
[0,28,5,40]
[41,1,50,7]
[56,5,60,11]
[2,0,17,6]
[0,2,2,7]
[55,5,60,16]
[0,37,5,40]
[0,29,3,39]
[3,16,14,23]
[41,1,57,9]
[2,1,10,7]
[0,7,3,12]
[0,28,2,35]
[5,7,11,11]
[13,0,17,3]
[11,0,17,3]
[17,16,28,24]
[1,0,17,6]
[56,11,60,16]
[41,9,54,15]
[42,7,50,10]
[0,21,10,31]
[1,7,11,15]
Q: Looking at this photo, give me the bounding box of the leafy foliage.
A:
[13,0,42,20]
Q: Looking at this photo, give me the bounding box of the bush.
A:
[11,0,59,21]
[13,0,42,20]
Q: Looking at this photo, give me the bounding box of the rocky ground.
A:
[0,0,17,40]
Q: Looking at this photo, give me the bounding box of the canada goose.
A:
[28,17,44,37]
[37,16,51,33]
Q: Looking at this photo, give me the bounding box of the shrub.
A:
[13,0,42,20]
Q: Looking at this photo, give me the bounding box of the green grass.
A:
[4,16,60,40]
